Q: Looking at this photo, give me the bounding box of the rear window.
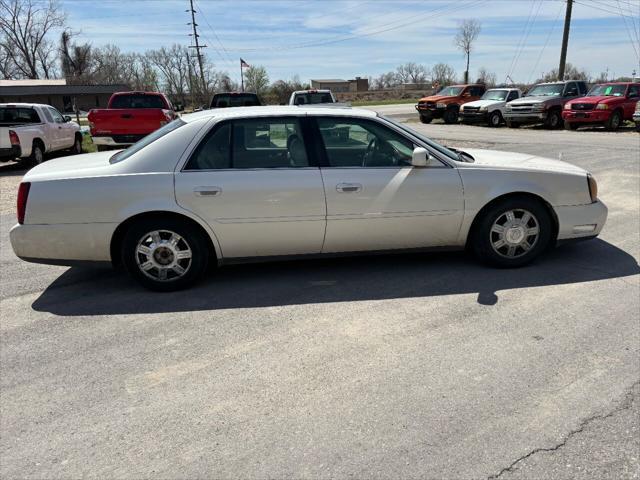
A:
[110,94,167,109]
[293,92,334,105]
[0,107,41,124]
[110,118,185,164]
[210,94,260,108]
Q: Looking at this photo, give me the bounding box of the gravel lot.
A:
[1,115,638,479]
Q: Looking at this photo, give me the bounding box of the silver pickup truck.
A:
[0,103,82,164]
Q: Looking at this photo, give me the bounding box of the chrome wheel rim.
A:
[135,230,192,282]
[490,113,500,126]
[490,209,539,259]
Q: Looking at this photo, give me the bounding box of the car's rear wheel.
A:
[605,110,622,131]
[419,114,432,124]
[122,218,209,291]
[472,197,552,268]
[443,108,458,124]
[70,134,83,154]
[488,111,502,127]
[29,141,44,165]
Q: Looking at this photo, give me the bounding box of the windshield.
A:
[0,107,41,124]
[110,94,167,109]
[437,86,463,96]
[294,92,334,105]
[380,116,459,162]
[481,89,508,101]
[110,118,185,164]
[211,94,260,108]
[587,84,627,97]
[526,84,564,97]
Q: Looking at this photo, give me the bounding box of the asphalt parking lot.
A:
[1,115,639,479]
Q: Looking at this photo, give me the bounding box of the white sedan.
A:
[10,106,607,291]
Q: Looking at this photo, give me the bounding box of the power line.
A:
[527,1,564,83]
[193,0,235,67]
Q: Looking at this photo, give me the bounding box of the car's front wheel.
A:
[122,218,210,291]
[443,108,458,124]
[488,111,503,127]
[419,113,432,124]
[472,197,552,268]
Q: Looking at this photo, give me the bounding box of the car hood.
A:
[419,95,457,102]
[459,149,587,175]
[462,99,503,108]
[508,96,552,104]
[570,95,621,104]
[24,150,122,182]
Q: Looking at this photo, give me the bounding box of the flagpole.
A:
[240,59,244,92]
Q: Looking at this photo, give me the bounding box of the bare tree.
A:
[60,30,92,82]
[0,0,66,78]
[454,19,481,84]
[476,67,496,87]
[244,65,269,96]
[147,45,191,106]
[395,62,429,85]
[372,71,398,90]
[431,63,456,86]
[539,63,590,83]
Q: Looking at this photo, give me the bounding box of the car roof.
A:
[0,103,48,108]
[181,105,377,123]
[292,90,332,94]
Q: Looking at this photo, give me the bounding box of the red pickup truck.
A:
[88,91,177,151]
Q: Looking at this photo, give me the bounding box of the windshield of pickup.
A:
[481,89,508,101]
[211,93,260,108]
[0,107,41,124]
[110,118,185,164]
[587,84,627,97]
[436,86,463,96]
[293,92,334,105]
[110,94,167,109]
[526,84,564,97]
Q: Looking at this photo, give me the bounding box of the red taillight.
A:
[9,130,20,146]
[17,182,30,225]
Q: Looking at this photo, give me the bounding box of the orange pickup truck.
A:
[415,84,486,124]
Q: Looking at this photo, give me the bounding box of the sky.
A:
[59,0,640,85]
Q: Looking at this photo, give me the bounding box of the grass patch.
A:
[351,98,419,106]
[82,134,97,153]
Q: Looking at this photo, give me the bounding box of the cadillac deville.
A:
[10,106,607,291]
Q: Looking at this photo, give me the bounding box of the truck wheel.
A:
[29,141,45,165]
[635,122,640,133]
[544,109,562,129]
[443,108,458,124]
[419,114,432,124]
[70,134,83,154]
[564,121,579,131]
[605,110,622,131]
[488,111,503,127]
[506,120,520,128]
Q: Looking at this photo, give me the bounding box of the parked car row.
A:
[0,103,83,165]
[416,81,640,131]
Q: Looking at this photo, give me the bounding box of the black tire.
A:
[605,110,622,131]
[419,114,433,124]
[506,120,520,128]
[121,217,210,291]
[443,108,459,124]
[70,134,83,154]
[29,141,45,165]
[488,111,503,127]
[471,196,553,268]
[635,122,640,133]
[564,121,579,131]
[544,109,562,129]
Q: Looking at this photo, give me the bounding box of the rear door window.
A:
[110,95,167,108]
[211,94,260,108]
[0,107,41,124]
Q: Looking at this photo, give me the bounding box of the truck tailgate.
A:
[0,128,10,149]
[88,109,169,136]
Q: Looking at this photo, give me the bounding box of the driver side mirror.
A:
[63,115,71,122]
[411,147,430,167]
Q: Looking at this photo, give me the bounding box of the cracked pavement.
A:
[1,116,639,479]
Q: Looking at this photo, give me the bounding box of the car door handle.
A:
[194,186,222,197]
[336,183,362,193]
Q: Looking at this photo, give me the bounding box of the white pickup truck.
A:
[0,103,82,164]
[459,88,522,127]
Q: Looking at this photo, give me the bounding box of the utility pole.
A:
[558,0,573,80]
[187,0,207,105]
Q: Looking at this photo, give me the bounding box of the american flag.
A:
[240,58,250,68]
